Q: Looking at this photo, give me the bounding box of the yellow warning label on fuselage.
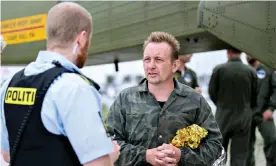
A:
[5,87,37,105]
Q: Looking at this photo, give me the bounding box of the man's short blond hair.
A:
[143,31,180,60]
[46,2,92,48]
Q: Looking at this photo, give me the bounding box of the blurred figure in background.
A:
[0,35,6,60]
[208,47,258,166]
[176,54,202,93]
[246,55,276,166]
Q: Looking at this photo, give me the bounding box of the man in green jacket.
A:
[106,31,223,166]
[175,54,202,93]
[208,48,258,166]
[246,55,276,166]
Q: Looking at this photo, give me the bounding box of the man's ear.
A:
[77,30,88,48]
[173,59,180,73]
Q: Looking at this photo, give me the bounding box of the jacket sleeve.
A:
[251,70,259,110]
[250,70,263,125]
[208,66,219,105]
[193,71,200,88]
[178,96,223,166]
[105,93,148,166]
[268,71,276,112]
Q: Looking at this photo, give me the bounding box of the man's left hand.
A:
[155,144,181,166]
[263,109,274,121]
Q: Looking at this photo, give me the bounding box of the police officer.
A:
[208,47,258,166]
[106,32,223,166]
[246,55,276,166]
[176,54,202,93]
[0,2,119,166]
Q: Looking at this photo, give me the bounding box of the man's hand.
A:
[146,148,174,166]
[155,144,181,166]
[109,141,121,163]
[146,148,164,166]
[1,150,10,163]
[195,87,202,93]
[263,109,274,121]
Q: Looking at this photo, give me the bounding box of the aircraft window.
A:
[123,75,131,83]
[135,75,143,84]
[106,75,115,84]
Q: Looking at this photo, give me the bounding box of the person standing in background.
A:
[176,54,202,93]
[246,55,276,166]
[208,47,258,166]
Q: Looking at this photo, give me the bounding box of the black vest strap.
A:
[52,60,100,90]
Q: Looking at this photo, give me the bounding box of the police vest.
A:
[4,63,99,166]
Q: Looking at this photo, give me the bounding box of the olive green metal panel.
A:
[198,1,276,69]
[1,1,56,65]
[1,1,230,65]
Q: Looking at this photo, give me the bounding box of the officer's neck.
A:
[47,47,77,65]
[148,79,174,101]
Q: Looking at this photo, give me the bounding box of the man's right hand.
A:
[146,148,162,166]
[109,141,121,163]
[263,109,274,121]
[146,148,175,166]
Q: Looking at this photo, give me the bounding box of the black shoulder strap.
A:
[52,60,100,91]
[9,64,71,166]
[78,74,100,91]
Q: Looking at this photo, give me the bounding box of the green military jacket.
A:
[208,58,258,109]
[105,78,223,166]
[175,66,199,89]
[256,64,276,113]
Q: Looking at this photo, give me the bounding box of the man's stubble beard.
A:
[76,41,89,68]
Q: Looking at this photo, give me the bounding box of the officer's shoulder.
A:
[213,63,224,70]
[209,63,224,74]
[54,72,92,88]
[244,64,256,72]
[259,64,273,73]
[186,67,197,75]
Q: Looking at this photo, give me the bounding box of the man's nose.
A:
[148,60,156,69]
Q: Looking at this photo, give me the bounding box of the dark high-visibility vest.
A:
[4,62,99,166]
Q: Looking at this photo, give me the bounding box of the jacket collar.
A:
[137,78,188,97]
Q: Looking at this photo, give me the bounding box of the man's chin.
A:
[147,78,160,85]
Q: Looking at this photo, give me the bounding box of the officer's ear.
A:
[172,59,180,73]
[76,30,88,49]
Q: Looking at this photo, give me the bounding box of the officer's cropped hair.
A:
[143,31,180,60]
[46,2,92,48]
